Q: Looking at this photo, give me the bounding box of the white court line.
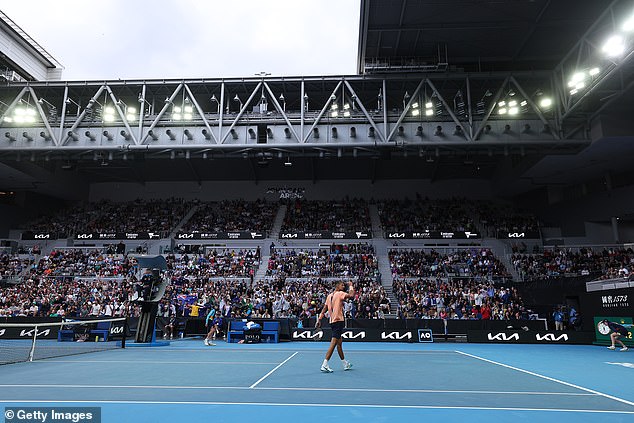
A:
[2,399,633,414]
[0,384,597,396]
[109,348,457,355]
[249,352,298,389]
[29,360,280,365]
[455,350,634,409]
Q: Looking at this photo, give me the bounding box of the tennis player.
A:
[316,280,355,372]
[602,319,630,351]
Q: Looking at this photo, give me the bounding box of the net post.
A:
[121,318,128,349]
[27,324,38,362]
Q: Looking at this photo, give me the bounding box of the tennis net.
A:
[0,317,127,365]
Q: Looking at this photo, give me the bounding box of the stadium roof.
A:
[358,0,612,74]
[0,10,63,81]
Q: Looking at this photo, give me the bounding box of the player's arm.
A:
[345,281,356,299]
[316,302,328,328]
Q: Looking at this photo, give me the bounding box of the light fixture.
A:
[233,94,243,110]
[416,126,423,137]
[539,97,553,109]
[184,129,193,140]
[4,132,15,142]
[622,14,634,31]
[313,127,319,139]
[148,130,159,141]
[279,93,286,112]
[434,126,443,136]
[602,35,626,57]
[102,130,114,141]
[284,157,292,167]
[350,127,356,138]
[120,130,132,141]
[210,94,220,113]
[85,131,96,141]
[284,127,291,138]
[166,129,176,141]
[202,129,212,140]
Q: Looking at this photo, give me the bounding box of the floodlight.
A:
[425,102,433,109]
[602,35,626,57]
[623,15,634,31]
[508,107,519,115]
[425,109,434,116]
[412,109,420,116]
[589,67,600,76]
[539,98,553,109]
[498,108,507,115]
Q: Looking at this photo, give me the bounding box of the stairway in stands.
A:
[369,204,399,317]
[168,204,200,238]
[253,204,287,282]
[486,237,521,282]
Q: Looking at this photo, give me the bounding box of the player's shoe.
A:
[320,364,334,373]
[607,346,616,350]
[204,339,209,346]
[343,360,353,371]
[620,347,629,352]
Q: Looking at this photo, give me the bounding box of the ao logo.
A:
[487,332,520,341]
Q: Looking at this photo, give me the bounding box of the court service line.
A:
[0,384,597,396]
[455,350,634,408]
[2,400,634,414]
[249,351,298,389]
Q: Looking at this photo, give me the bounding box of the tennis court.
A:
[1,340,633,422]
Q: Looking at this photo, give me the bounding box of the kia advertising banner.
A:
[467,330,594,344]
[0,326,59,340]
[496,231,541,239]
[385,231,480,239]
[21,232,59,240]
[75,232,162,240]
[290,328,422,343]
[175,232,265,240]
[280,231,372,240]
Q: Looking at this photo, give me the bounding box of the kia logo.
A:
[342,331,366,339]
[508,233,525,238]
[381,331,412,340]
[487,332,520,341]
[292,330,323,340]
[535,333,569,342]
[388,233,405,238]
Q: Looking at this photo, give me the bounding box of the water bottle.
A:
[179,331,183,339]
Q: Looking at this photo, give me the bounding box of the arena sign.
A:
[75,232,162,240]
[279,231,372,240]
[386,231,480,239]
[175,232,265,240]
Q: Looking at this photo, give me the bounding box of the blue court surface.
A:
[1,340,633,422]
